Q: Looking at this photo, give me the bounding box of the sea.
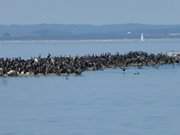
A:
[0,39,180,135]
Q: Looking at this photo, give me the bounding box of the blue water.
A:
[0,39,180,58]
[0,39,180,135]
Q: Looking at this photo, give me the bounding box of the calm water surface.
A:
[0,39,180,135]
[0,39,180,58]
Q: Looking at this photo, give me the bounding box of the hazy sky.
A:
[0,0,179,24]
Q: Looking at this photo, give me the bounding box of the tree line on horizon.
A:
[0,24,180,40]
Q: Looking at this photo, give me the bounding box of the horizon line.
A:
[0,23,180,26]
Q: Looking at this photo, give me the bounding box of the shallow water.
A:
[0,39,180,135]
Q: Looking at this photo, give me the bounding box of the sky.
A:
[0,0,179,25]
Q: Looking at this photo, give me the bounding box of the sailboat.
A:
[140,33,144,41]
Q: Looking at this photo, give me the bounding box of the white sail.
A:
[140,33,144,41]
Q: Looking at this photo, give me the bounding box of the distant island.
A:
[0,24,180,40]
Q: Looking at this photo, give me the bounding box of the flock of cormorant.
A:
[0,51,180,77]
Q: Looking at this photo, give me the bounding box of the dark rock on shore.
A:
[0,51,180,77]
